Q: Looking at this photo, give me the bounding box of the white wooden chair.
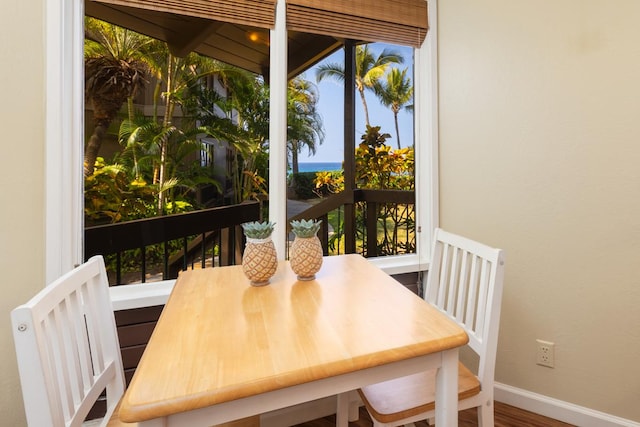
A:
[358,228,506,426]
[11,255,131,427]
[11,256,262,427]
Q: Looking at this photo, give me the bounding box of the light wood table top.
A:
[119,254,468,423]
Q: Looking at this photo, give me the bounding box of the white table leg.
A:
[336,392,349,427]
[435,348,459,426]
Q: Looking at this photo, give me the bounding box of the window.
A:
[47,0,438,281]
[276,0,439,273]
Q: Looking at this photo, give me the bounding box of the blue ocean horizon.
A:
[296,162,342,173]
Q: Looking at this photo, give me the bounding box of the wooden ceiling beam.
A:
[85,2,170,42]
[167,20,224,58]
[288,38,342,78]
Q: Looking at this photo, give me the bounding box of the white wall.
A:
[0,1,45,426]
[437,0,640,421]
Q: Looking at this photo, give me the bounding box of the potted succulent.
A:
[289,219,323,281]
[241,221,277,286]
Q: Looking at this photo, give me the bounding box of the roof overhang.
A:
[85,1,344,79]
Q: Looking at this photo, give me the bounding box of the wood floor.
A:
[294,402,575,426]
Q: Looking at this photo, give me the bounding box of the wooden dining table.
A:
[118,254,468,426]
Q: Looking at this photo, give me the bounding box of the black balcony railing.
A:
[84,201,261,285]
[287,189,415,258]
[84,190,415,286]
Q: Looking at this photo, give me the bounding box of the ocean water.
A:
[297,162,342,173]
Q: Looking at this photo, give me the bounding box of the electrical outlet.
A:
[536,339,555,368]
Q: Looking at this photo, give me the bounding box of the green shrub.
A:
[288,172,319,199]
[85,158,196,278]
[312,125,416,257]
[84,158,157,226]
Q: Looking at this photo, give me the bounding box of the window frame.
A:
[45,0,85,284]
[366,17,439,275]
[271,0,440,274]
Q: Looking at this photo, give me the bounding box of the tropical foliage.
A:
[314,124,415,256]
[374,68,413,149]
[84,157,192,225]
[84,17,153,176]
[288,76,324,174]
[84,19,324,222]
[315,45,403,127]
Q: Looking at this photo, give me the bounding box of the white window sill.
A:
[109,256,429,311]
[369,254,430,275]
[110,280,175,311]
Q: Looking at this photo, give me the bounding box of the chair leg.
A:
[348,390,360,421]
[477,401,495,427]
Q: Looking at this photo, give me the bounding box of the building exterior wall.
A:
[437,1,640,421]
[0,1,45,426]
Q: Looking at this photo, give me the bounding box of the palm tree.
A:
[315,44,404,127]
[224,74,271,203]
[123,47,247,213]
[288,77,324,174]
[84,17,153,176]
[374,67,413,149]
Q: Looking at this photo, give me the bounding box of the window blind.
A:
[286,0,428,48]
[91,0,278,29]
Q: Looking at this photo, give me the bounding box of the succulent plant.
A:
[290,219,322,238]
[242,221,275,239]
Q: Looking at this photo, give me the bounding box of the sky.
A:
[298,43,415,163]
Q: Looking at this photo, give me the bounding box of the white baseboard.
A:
[495,382,640,427]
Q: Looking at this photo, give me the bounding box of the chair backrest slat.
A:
[445,244,459,314]
[454,249,470,324]
[61,293,83,405]
[84,276,107,374]
[11,256,125,427]
[425,228,505,384]
[52,304,78,421]
[67,288,95,396]
[465,255,476,332]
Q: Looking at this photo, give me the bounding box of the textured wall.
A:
[437,0,640,421]
[0,1,45,426]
